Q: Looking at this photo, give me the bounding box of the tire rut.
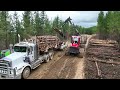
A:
[27,35,90,79]
[41,55,69,79]
[59,56,79,79]
[28,51,65,79]
[58,56,75,79]
[41,55,80,79]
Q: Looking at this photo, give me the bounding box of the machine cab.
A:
[71,36,80,47]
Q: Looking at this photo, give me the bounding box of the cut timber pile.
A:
[84,36,120,79]
[86,38,120,60]
[28,35,61,52]
[80,34,91,44]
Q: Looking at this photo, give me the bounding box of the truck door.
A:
[28,46,34,63]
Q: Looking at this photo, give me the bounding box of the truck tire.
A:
[22,67,31,79]
[45,57,49,63]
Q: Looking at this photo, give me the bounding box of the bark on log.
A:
[28,35,61,52]
[95,61,101,76]
[88,58,120,65]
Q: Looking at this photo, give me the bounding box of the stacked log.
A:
[85,37,120,79]
[28,35,61,52]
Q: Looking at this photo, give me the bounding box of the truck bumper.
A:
[0,74,21,79]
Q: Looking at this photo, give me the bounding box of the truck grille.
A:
[0,64,8,67]
[0,69,8,74]
[0,60,9,75]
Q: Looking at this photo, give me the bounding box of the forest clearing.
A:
[0,11,120,79]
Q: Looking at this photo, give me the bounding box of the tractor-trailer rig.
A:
[0,35,66,79]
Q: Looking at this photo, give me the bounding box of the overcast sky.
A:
[9,11,107,28]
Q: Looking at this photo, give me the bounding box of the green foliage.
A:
[0,11,11,49]
[97,11,107,39]
[0,11,98,51]
[97,11,120,50]
[22,11,31,39]
[34,11,42,35]
[83,26,97,35]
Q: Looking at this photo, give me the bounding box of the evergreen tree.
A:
[0,11,10,48]
[23,11,31,39]
[34,11,42,35]
[97,11,105,39]
[40,11,47,35]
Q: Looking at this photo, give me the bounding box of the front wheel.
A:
[45,57,49,63]
[49,53,53,60]
[22,67,31,79]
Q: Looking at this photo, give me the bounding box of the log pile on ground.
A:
[84,36,120,79]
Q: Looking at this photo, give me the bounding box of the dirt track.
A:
[28,49,84,79]
[28,35,91,79]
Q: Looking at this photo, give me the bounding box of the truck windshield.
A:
[14,46,27,52]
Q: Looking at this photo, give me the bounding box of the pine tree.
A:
[30,12,35,36]
[22,11,31,39]
[34,11,42,35]
[52,16,61,35]
[13,11,20,43]
[40,11,47,35]
[44,18,51,35]
[97,11,106,39]
[0,11,9,48]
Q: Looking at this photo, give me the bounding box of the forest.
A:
[0,11,120,79]
[2,11,120,50]
[97,11,120,50]
[0,11,97,50]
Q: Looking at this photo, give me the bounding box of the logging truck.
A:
[0,35,67,79]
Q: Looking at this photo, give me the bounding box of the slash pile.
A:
[84,37,120,79]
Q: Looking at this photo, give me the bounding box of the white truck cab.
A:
[0,35,67,79]
[0,41,51,79]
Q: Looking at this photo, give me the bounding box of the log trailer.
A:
[0,35,66,79]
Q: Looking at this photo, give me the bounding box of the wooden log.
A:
[87,53,120,60]
[95,61,101,77]
[109,59,114,66]
[88,58,120,65]
[29,35,61,52]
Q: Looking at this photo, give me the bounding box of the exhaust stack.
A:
[18,34,20,43]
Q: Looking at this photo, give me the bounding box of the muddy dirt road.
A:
[28,35,91,79]
[28,49,84,79]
